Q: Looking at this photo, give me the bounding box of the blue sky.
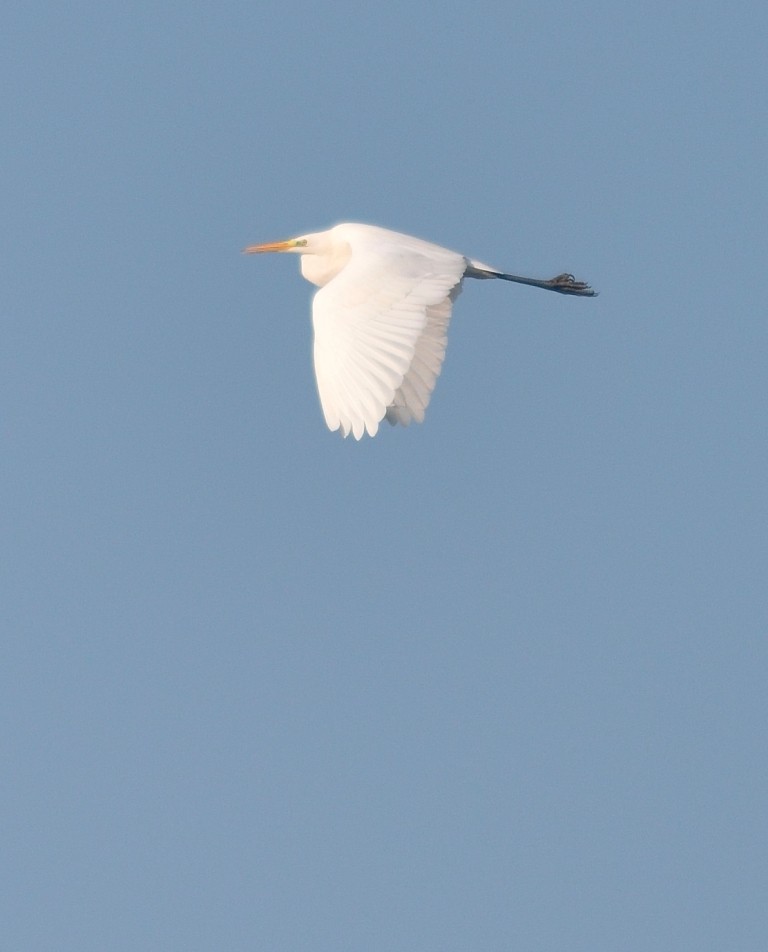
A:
[3,1,767,949]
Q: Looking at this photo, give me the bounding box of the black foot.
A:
[546,273,598,296]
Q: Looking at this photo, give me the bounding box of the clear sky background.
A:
[3,1,767,950]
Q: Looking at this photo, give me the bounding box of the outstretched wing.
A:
[312,234,466,439]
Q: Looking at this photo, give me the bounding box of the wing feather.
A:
[312,233,465,438]
[385,290,459,428]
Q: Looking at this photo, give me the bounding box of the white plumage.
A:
[244,222,596,439]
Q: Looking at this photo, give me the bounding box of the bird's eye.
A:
[295,239,308,247]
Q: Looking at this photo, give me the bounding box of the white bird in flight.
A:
[244,223,596,440]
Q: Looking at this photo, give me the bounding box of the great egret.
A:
[244,223,596,439]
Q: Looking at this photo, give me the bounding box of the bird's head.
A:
[243,228,349,287]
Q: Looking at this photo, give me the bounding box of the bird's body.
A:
[244,223,596,439]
